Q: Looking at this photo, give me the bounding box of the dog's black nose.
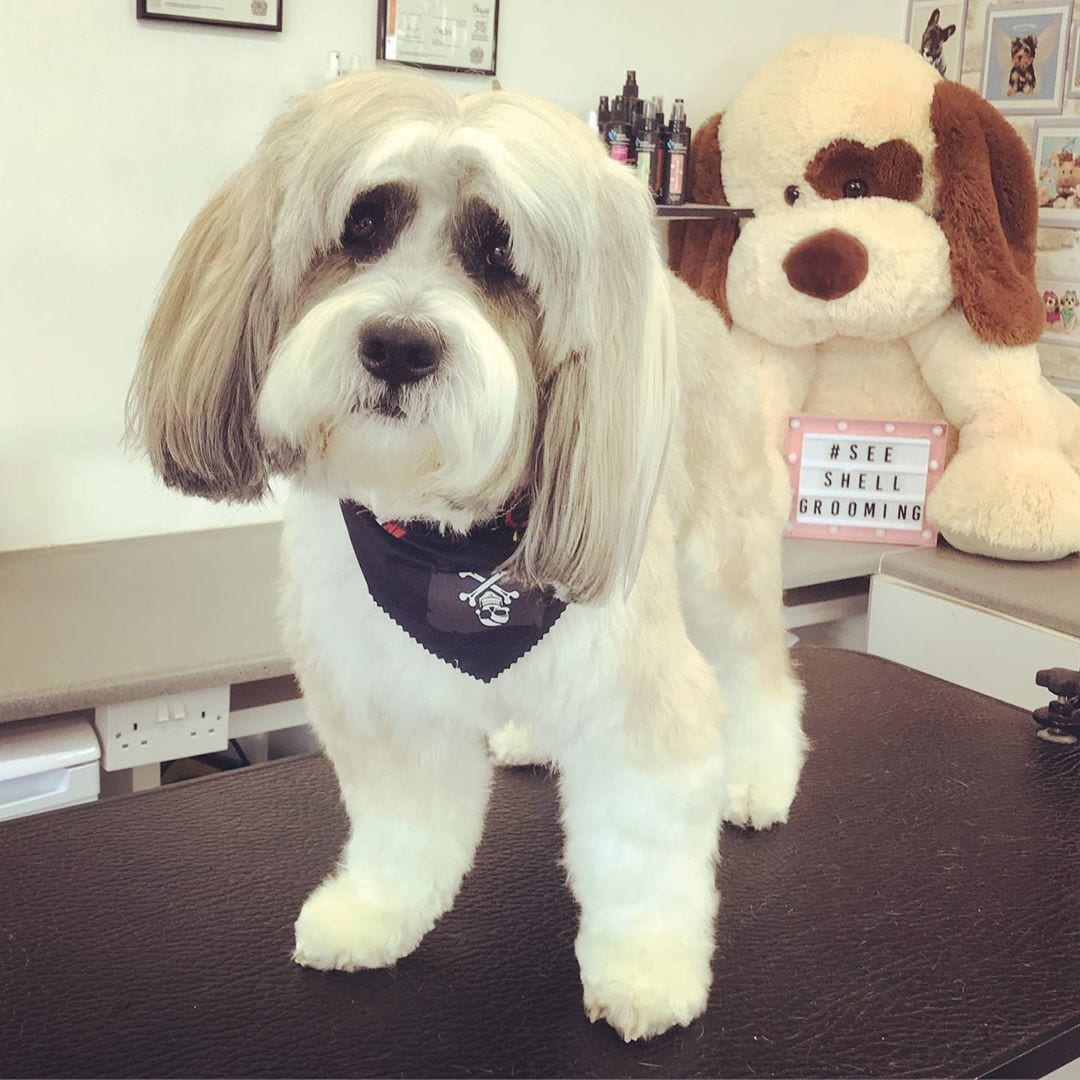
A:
[358,322,442,384]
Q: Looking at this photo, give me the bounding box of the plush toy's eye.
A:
[784,185,801,205]
[843,178,870,199]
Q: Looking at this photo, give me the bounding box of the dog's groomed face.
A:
[258,169,540,533]
[130,72,676,602]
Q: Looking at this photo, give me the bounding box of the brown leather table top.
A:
[1,648,1078,1078]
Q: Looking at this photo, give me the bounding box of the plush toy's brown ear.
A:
[668,112,739,327]
[930,80,1043,346]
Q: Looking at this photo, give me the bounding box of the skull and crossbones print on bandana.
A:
[340,501,568,682]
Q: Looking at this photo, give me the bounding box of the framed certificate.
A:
[137,0,282,32]
[377,0,499,76]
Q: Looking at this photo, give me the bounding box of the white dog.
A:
[129,71,806,1042]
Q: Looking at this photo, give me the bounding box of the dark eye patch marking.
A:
[804,139,924,203]
[340,182,418,261]
[451,198,520,292]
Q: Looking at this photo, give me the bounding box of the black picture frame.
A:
[136,0,283,33]
[376,0,499,77]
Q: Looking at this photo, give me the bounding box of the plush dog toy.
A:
[671,33,1080,561]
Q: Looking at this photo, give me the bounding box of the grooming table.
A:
[1,649,1078,1079]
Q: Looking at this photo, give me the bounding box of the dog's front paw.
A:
[576,926,712,1042]
[723,771,799,831]
[293,875,434,972]
[929,442,1080,561]
[722,704,807,831]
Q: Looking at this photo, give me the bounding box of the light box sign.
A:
[784,416,950,546]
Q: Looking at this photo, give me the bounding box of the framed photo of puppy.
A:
[1033,119,1080,226]
[906,1,968,80]
[1038,277,1080,342]
[980,3,1071,114]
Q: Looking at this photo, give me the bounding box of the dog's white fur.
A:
[129,71,805,1042]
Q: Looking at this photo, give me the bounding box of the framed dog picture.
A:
[1033,119,1080,226]
[136,0,282,31]
[376,0,499,75]
[980,3,1070,114]
[1038,277,1080,343]
[906,0,968,80]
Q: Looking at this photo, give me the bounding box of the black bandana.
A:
[340,500,567,682]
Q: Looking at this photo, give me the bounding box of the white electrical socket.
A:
[94,687,230,771]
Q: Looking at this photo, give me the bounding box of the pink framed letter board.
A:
[783,415,950,546]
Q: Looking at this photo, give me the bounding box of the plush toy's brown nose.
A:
[783,229,868,300]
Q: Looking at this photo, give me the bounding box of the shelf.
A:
[655,203,753,220]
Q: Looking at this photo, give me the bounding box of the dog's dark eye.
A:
[487,242,512,271]
[843,178,870,199]
[784,185,801,206]
[350,215,376,242]
[453,199,521,291]
[342,204,383,252]
[478,225,516,284]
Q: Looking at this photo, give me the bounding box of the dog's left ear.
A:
[668,113,739,327]
[508,164,677,604]
[127,148,281,501]
[930,79,1044,346]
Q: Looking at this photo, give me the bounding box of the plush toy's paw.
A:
[576,925,712,1041]
[487,719,550,767]
[293,875,434,972]
[929,442,1080,561]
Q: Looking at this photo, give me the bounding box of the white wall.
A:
[0,0,905,552]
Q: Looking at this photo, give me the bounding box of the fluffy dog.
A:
[1008,34,1038,96]
[129,72,805,1041]
[671,34,1080,561]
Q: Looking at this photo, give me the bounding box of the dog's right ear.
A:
[928,8,941,26]
[127,151,280,501]
[667,113,739,327]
